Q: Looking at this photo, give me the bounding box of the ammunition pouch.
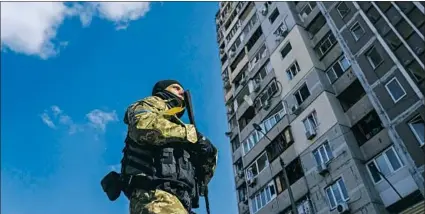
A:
[101,171,123,201]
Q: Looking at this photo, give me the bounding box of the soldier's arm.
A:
[198,138,218,185]
[125,97,198,145]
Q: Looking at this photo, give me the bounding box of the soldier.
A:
[120,80,218,214]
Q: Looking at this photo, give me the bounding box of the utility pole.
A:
[253,123,298,214]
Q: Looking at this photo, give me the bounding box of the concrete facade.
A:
[216,2,424,214]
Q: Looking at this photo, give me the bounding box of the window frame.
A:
[366,146,405,184]
[313,141,333,165]
[317,32,337,57]
[249,180,277,213]
[326,55,351,83]
[349,21,365,41]
[280,42,293,59]
[286,61,301,80]
[299,2,316,19]
[384,77,407,103]
[408,115,425,146]
[303,111,318,133]
[324,177,350,210]
[294,83,311,105]
[336,2,350,18]
[246,152,269,181]
[365,47,384,69]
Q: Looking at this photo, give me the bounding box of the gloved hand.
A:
[196,132,216,156]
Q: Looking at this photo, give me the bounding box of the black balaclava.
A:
[152,80,185,118]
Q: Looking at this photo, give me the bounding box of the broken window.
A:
[352,110,384,146]
[294,84,311,105]
[286,61,301,80]
[337,79,366,112]
[266,127,294,161]
[238,106,255,131]
[286,157,305,185]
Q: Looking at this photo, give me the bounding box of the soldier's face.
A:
[165,84,184,100]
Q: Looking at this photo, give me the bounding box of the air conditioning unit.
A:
[317,162,329,175]
[263,100,272,110]
[336,202,350,213]
[291,104,302,115]
[247,177,257,186]
[306,129,317,140]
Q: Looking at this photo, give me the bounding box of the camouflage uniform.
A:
[123,95,218,214]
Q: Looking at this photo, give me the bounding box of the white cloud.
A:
[1,2,151,59]
[86,109,118,131]
[40,105,118,134]
[40,112,56,129]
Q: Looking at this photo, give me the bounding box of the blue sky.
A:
[1,2,237,214]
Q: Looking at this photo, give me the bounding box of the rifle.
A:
[183,90,211,214]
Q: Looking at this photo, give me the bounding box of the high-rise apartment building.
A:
[215,1,424,214]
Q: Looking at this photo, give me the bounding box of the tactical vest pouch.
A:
[101,171,122,201]
[177,150,195,189]
[160,148,177,178]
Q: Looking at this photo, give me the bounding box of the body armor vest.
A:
[121,136,197,209]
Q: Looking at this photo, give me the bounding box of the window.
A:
[385,77,406,103]
[254,60,273,82]
[250,181,276,213]
[237,185,247,203]
[337,2,350,17]
[350,22,365,41]
[408,115,425,146]
[246,152,269,180]
[326,56,351,83]
[294,84,311,105]
[269,8,280,24]
[316,32,337,58]
[395,20,414,40]
[384,30,402,51]
[407,61,425,83]
[231,137,241,152]
[242,107,285,155]
[286,61,301,80]
[367,146,404,183]
[254,80,279,110]
[280,42,292,59]
[366,6,380,24]
[325,178,349,209]
[299,2,316,19]
[366,47,384,69]
[226,20,242,42]
[313,141,333,165]
[406,7,425,29]
[352,111,383,145]
[234,158,243,176]
[249,45,268,71]
[274,22,289,39]
[385,6,402,26]
[266,127,294,161]
[303,111,318,132]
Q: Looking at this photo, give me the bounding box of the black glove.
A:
[196,132,216,156]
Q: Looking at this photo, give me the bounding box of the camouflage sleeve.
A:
[125,96,198,145]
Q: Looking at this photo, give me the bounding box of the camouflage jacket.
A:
[124,95,218,185]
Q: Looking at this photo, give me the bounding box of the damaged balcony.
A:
[352,110,384,147]
[338,79,374,126]
[238,105,256,132]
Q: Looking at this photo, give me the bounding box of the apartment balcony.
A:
[242,113,290,167]
[310,22,331,46]
[263,178,309,214]
[230,53,248,81]
[345,94,374,126]
[296,1,320,27]
[332,67,357,96]
[360,128,391,160]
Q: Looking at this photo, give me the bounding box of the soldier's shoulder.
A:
[133,96,167,110]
